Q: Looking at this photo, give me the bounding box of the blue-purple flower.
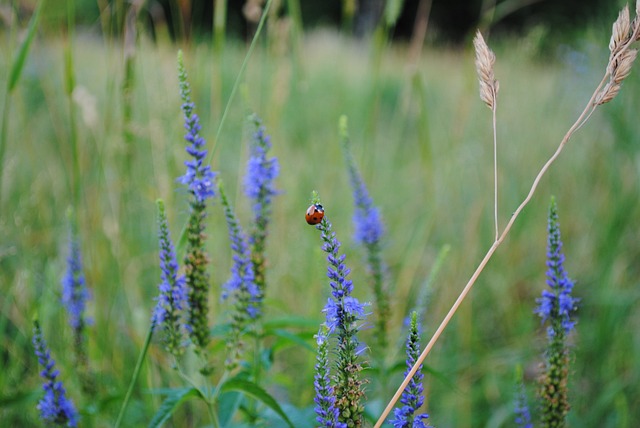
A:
[177,56,216,204]
[389,311,430,428]
[177,51,216,353]
[340,115,389,352]
[535,197,577,426]
[61,230,90,332]
[243,115,279,316]
[244,116,279,216]
[535,197,579,337]
[219,184,260,318]
[153,199,187,356]
[314,194,368,427]
[320,224,367,334]
[340,116,384,247]
[32,321,78,427]
[514,380,532,428]
[313,328,346,428]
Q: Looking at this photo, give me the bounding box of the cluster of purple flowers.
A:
[535,198,579,337]
[244,117,279,218]
[514,379,532,428]
[313,202,368,427]
[177,58,216,204]
[176,51,217,353]
[61,231,90,332]
[152,200,188,356]
[32,322,78,427]
[219,183,260,319]
[389,312,430,428]
[313,329,347,428]
[319,219,367,333]
[340,116,390,353]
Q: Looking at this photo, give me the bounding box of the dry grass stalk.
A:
[473,30,499,110]
[374,4,640,427]
[597,3,640,105]
[609,5,631,58]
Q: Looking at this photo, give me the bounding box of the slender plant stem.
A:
[492,101,498,240]
[0,96,9,204]
[209,0,273,161]
[176,0,274,256]
[65,0,80,211]
[373,68,612,428]
[114,322,155,428]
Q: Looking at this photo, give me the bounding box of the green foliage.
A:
[1,13,640,427]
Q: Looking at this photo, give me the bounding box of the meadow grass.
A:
[1,14,640,426]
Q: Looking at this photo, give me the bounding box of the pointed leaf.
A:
[148,387,201,428]
[220,378,294,428]
[8,0,45,92]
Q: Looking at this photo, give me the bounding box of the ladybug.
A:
[305,203,325,225]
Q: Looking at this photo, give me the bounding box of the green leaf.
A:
[263,315,321,331]
[147,387,201,428]
[270,328,315,353]
[218,391,243,427]
[220,378,295,428]
[8,0,45,92]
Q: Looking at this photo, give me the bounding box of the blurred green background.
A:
[1,0,640,426]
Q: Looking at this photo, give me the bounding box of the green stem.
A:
[0,0,45,204]
[0,95,9,204]
[65,0,80,210]
[209,0,274,161]
[114,322,155,428]
[177,0,274,256]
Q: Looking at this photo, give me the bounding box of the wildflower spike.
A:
[32,320,78,427]
[153,199,187,356]
[313,193,368,427]
[177,50,217,354]
[389,312,431,428]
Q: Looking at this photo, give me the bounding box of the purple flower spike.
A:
[32,321,78,427]
[61,230,90,332]
[534,197,579,337]
[153,200,187,356]
[177,58,216,203]
[389,312,431,428]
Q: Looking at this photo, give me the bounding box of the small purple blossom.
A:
[535,198,579,337]
[219,184,260,318]
[177,54,216,203]
[176,51,215,353]
[244,117,279,216]
[313,329,347,428]
[32,322,78,427]
[340,115,390,351]
[61,231,90,331]
[319,219,367,334]
[314,197,368,426]
[153,200,187,356]
[514,381,532,428]
[389,311,430,428]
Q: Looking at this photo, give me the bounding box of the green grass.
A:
[1,24,640,427]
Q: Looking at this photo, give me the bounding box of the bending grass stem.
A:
[373,69,613,428]
[177,0,274,256]
[209,0,274,161]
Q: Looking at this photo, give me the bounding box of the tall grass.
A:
[1,4,640,426]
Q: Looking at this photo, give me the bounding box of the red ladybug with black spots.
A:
[305,204,325,225]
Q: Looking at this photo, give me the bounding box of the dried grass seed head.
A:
[473,30,499,109]
[612,48,638,83]
[596,82,621,105]
[610,4,631,57]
